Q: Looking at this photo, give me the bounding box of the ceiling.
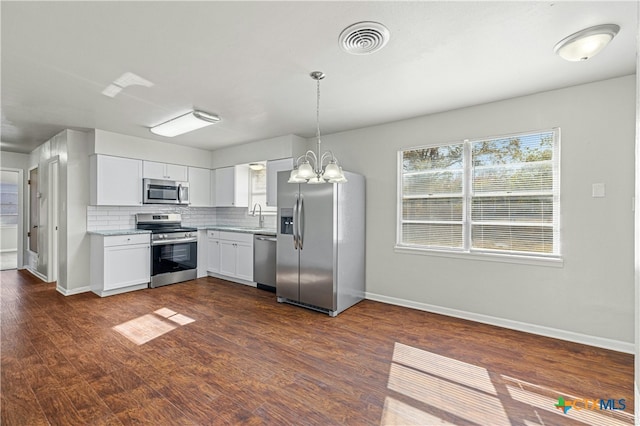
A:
[1,1,637,154]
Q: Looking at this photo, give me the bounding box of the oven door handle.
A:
[151,238,197,246]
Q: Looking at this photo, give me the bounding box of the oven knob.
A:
[163,234,168,239]
[158,234,165,239]
[186,232,191,237]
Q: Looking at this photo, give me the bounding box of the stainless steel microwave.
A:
[143,178,190,205]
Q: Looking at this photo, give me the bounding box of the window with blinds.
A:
[398,129,560,258]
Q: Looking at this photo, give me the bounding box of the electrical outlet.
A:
[592,183,605,198]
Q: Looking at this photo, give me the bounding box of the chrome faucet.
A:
[251,203,264,228]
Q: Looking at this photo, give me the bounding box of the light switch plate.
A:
[592,183,605,198]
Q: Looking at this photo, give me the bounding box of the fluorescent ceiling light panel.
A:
[150,110,220,137]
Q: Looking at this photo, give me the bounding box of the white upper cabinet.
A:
[90,155,143,206]
[214,165,249,207]
[188,167,212,207]
[266,158,293,207]
[143,161,188,181]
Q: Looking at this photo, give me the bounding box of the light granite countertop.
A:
[87,229,151,236]
[88,226,277,237]
[197,225,277,236]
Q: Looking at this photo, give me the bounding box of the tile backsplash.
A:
[87,205,276,231]
[216,207,276,229]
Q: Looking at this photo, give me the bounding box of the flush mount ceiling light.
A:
[288,72,347,184]
[554,24,620,61]
[339,21,390,55]
[150,110,220,137]
[249,163,265,171]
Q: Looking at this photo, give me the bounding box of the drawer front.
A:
[103,234,150,247]
[207,230,220,239]
[219,231,253,243]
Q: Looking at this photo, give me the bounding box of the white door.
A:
[104,244,150,290]
[165,164,188,181]
[142,161,166,179]
[215,167,235,206]
[207,238,220,273]
[94,156,142,206]
[219,240,236,276]
[235,241,254,281]
[189,167,211,207]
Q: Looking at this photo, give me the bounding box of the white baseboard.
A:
[207,272,257,287]
[25,267,47,282]
[56,285,91,296]
[365,292,634,354]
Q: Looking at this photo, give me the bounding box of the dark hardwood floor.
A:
[1,269,634,425]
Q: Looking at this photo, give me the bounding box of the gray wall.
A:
[316,75,635,349]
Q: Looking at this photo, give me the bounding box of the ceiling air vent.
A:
[339,21,390,55]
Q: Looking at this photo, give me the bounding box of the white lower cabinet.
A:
[207,231,221,274]
[206,230,254,285]
[90,233,150,297]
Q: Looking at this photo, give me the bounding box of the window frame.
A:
[247,164,277,215]
[396,128,562,267]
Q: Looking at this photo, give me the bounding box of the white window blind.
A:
[398,129,560,258]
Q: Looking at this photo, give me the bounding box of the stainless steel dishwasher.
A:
[254,234,277,292]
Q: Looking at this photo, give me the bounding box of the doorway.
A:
[0,170,20,270]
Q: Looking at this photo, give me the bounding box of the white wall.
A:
[317,75,635,350]
[91,129,212,168]
[0,151,28,170]
[25,130,90,293]
[211,134,305,169]
[63,131,90,294]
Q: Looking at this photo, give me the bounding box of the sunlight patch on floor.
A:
[381,342,634,426]
[381,396,455,425]
[113,308,196,345]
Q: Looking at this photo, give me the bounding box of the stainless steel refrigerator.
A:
[276,170,365,316]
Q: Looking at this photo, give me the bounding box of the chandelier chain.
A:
[316,78,321,142]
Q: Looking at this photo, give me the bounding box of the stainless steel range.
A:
[136,213,197,288]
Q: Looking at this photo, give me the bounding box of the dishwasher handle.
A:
[255,236,277,242]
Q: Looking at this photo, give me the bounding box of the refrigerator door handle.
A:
[299,194,304,250]
[293,195,299,250]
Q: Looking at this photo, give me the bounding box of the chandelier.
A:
[288,71,347,184]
